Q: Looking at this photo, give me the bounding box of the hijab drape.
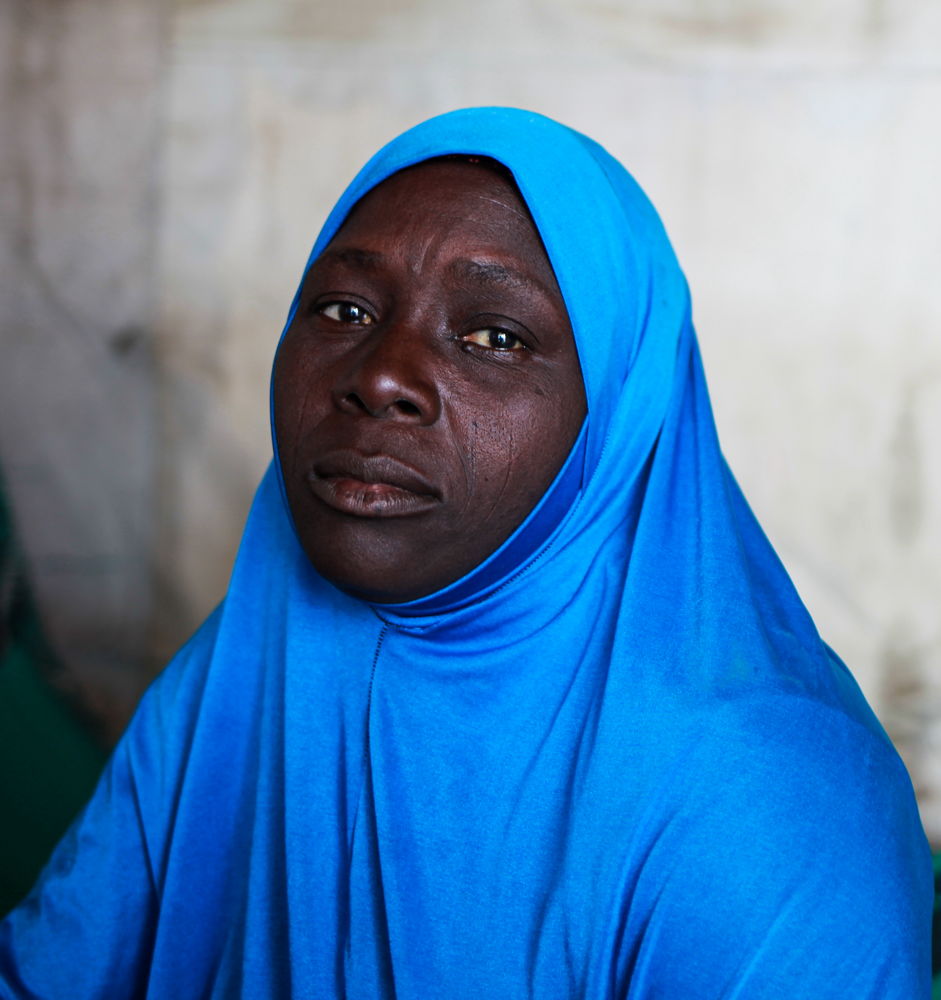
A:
[0,107,930,999]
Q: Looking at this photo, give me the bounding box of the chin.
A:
[304,548,436,605]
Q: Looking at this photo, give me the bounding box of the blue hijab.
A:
[0,107,930,998]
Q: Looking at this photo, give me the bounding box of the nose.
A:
[334,322,442,425]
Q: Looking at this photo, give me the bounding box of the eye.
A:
[317,300,375,325]
[461,328,526,352]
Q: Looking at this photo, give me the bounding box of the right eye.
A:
[317,301,374,325]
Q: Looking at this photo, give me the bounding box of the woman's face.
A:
[273,159,587,602]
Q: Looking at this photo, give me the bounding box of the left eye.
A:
[461,328,525,351]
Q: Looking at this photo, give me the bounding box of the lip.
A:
[306,450,442,518]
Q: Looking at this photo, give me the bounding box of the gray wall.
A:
[2,0,940,839]
[0,0,167,740]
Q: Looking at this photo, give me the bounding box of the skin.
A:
[272,159,587,603]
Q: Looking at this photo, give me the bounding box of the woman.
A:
[0,107,930,997]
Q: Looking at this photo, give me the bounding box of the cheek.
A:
[272,376,301,472]
[504,379,585,498]
[273,343,328,468]
[450,390,559,524]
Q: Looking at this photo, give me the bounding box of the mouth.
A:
[306,451,442,518]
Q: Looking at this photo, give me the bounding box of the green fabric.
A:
[933,853,941,998]
[0,478,106,917]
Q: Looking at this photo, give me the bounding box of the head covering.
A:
[1,108,930,999]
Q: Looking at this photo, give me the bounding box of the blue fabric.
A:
[0,107,931,998]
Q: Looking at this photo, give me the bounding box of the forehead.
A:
[322,160,563,291]
[339,159,526,227]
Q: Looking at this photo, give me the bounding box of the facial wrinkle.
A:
[397,206,455,281]
[472,192,532,227]
[478,418,516,528]
[454,410,478,519]
[293,379,319,471]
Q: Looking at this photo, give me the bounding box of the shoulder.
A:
[121,606,224,776]
[623,686,932,997]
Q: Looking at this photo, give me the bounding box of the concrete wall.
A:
[2,0,940,839]
[0,0,167,740]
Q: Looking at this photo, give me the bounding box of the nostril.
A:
[394,399,421,418]
[340,390,423,420]
[344,392,370,413]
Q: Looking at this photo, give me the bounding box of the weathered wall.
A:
[0,0,168,740]
[2,0,939,838]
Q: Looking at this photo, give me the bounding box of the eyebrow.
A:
[448,258,554,299]
[314,248,556,301]
[315,247,385,271]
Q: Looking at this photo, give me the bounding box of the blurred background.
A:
[1,0,939,909]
